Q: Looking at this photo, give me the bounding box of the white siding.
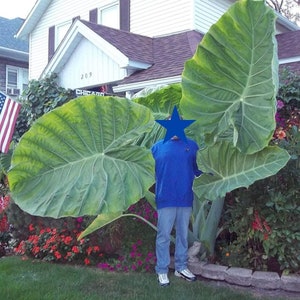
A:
[130,0,194,37]
[194,0,234,34]
[29,0,116,79]
[59,38,127,89]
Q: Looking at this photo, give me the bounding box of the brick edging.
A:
[187,261,300,293]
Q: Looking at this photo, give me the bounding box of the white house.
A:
[16,0,300,98]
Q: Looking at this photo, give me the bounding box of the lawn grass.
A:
[0,256,282,300]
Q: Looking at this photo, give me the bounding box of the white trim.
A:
[113,75,182,92]
[275,11,299,31]
[16,0,52,40]
[279,57,300,64]
[125,60,152,70]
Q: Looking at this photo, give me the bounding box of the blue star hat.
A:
[156,106,195,143]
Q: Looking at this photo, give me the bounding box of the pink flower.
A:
[276,100,284,109]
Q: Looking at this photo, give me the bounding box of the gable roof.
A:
[125,30,201,82]
[41,19,153,79]
[81,20,153,64]
[0,17,29,62]
[80,20,203,87]
[42,19,203,92]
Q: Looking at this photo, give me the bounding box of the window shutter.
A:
[120,0,130,31]
[89,8,98,23]
[48,26,55,61]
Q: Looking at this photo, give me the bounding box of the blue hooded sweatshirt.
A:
[151,138,202,209]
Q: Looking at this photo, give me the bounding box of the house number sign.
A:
[81,72,92,80]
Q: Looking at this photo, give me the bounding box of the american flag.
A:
[0,91,21,153]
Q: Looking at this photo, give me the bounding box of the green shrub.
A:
[13,73,74,142]
[216,68,300,274]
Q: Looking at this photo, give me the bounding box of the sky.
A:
[0,0,37,19]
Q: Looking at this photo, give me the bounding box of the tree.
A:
[266,0,300,25]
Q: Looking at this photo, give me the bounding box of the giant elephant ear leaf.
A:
[181,0,278,154]
[194,141,290,200]
[8,96,155,218]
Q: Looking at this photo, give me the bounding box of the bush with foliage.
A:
[216,68,300,274]
[14,222,104,266]
[9,197,157,270]
[13,73,74,142]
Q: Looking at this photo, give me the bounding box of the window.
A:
[98,2,119,29]
[55,20,72,49]
[6,66,29,96]
[7,68,18,88]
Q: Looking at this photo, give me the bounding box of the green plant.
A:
[14,223,105,266]
[178,0,290,256]
[13,73,74,142]
[217,171,300,274]
[217,69,300,273]
[277,67,300,104]
[7,1,289,259]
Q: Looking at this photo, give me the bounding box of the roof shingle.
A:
[0,17,28,52]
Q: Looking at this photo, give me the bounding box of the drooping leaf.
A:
[78,211,158,240]
[194,141,290,200]
[78,211,123,239]
[181,0,278,154]
[8,96,155,218]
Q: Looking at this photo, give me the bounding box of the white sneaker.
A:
[157,273,170,286]
[175,269,197,282]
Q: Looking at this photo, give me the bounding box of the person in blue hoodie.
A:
[151,106,202,286]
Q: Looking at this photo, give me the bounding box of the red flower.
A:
[252,211,263,232]
[28,224,35,232]
[84,258,90,265]
[54,251,62,260]
[86,246,93,256]
[63,236,73,245]
[72,245,80,254]
[32,246,40,256]
[93,246,100,252]
[14,241,26,255]
[0,215,9,232]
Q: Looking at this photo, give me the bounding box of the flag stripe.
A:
[0,92,21,153]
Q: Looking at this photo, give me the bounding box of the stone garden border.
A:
[187,261,300,293]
